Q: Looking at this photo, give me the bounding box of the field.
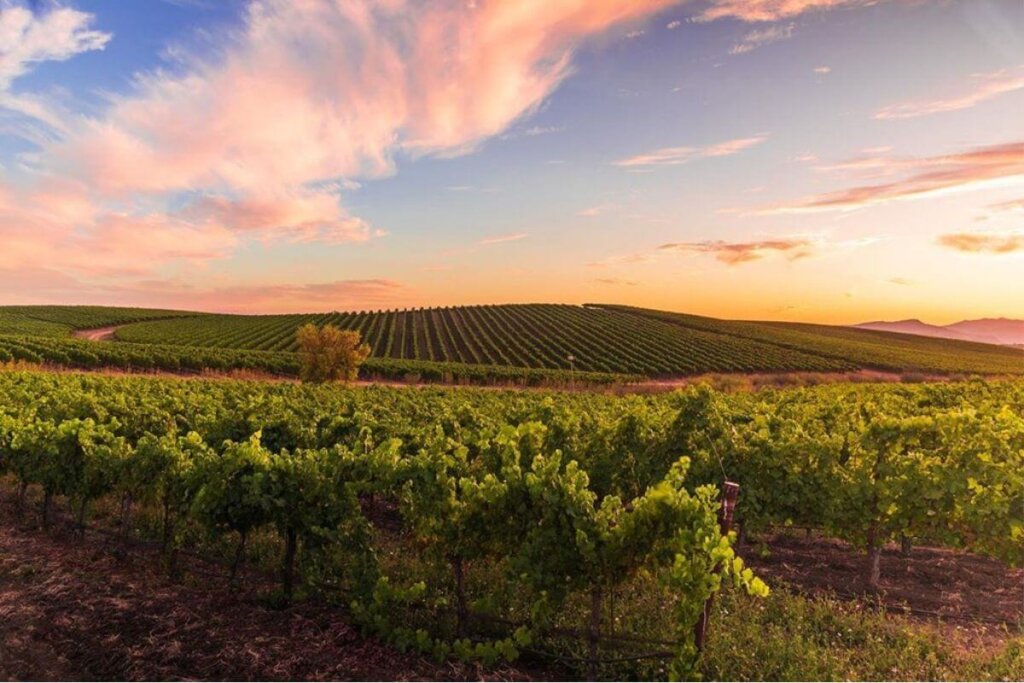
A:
[1,370,1021,680]
[3,303,1024,382]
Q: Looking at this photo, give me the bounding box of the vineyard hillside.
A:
[2,303,1024,378]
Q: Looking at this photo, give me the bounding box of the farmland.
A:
[3,303,1024,382]
[0,370,1021,679]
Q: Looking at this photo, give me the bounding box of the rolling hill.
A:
[855,318,1024,346]
[2,303,1023,380]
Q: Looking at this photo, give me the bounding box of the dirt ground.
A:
[70,327,118,342]
[742,531,1024,627]
[0,519,524,681]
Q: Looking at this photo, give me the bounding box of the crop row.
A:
[0,305,193,337]
[115,304,854,376]
[0,334,634,386]
[597,304,1024,376]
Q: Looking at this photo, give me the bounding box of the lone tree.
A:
[296,324,370,383]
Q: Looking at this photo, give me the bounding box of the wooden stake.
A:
[694,480,739,653]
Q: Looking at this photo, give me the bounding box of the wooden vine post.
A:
[694,480,740,653]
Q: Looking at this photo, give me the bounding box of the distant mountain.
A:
[854,318,1024,346]
[945,319,1024,346]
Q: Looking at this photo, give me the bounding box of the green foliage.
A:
[0,370,1021,679]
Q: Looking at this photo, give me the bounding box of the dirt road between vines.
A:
[71,326,119,342]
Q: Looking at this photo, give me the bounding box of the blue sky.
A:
[1,0,1023,321]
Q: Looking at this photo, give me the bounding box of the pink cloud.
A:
[695,0,883,22]
[47,0,681,195]
[765,140,1024,213]
[613,134,767,167]
[658,238,814,264]
[989,198,1024,213]
[1,0,683,308]
[478,232,529,246]
[104,278,408,314]
[938,232,1024,255]
[875,66,1024,120]
[185,192,372,244]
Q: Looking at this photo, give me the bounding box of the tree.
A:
[296,323,370,383]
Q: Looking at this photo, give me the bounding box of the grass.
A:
[702,587,1024,681]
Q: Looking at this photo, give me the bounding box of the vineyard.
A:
[0,306,195,338]
[113,304,853,375]
[596,305,1024,376]
[3,303,1024,382]
[1,370,1021,679]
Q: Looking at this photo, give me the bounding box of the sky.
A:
[0,0,1022,323]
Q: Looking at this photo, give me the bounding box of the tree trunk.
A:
[900,534,912,558]
[282,528,298,602]
[865,527,882,591]
[737,522,747,547]
[587,586,603,680]
[230,531,247,585]
[452,555,468,637]
[41,491,52,529]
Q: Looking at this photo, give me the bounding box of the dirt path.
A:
[70,326,119,342]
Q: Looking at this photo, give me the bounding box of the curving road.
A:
[71,326,119,342]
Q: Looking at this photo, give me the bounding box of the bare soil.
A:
[0,518,527,681]
[70,326,118,342]
[742,531,1024,628]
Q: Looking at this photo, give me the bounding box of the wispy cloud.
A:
[730,23,795,55]
[938,231,1024,255]
[695,0,884,22]
[658,238,814,264]
[667,19,682,29]
[875,66,1024,120]
[888,277,914,286]
[814,66,832,74]
[499,124,566,140]
[0,3,111,89]
[594,277,639,286]
[989,198,1024,213]
[763,140,1024,213]
[578,203,618,217]
[479,232,529,246]
[613,135,767,168]
[0,2,111,131]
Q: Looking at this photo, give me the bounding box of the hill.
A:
[2,303,1024,379]
[854,319,999,344]
[593,305,1024,376]
[855,317,1024,346]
